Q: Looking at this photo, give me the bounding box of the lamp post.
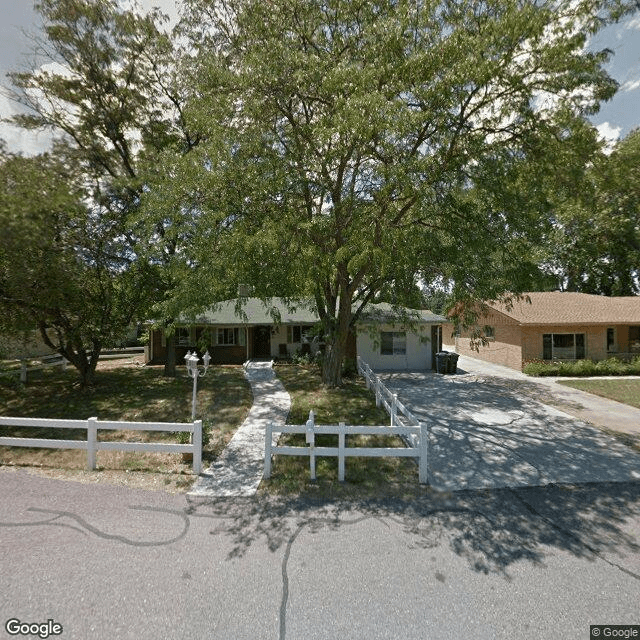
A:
[184,350,211,420]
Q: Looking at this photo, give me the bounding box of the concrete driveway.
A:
[377,357,640,492]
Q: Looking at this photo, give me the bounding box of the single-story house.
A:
[146,298,447,370]
[452,291,640,371]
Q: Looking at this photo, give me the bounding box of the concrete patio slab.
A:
[378,369,640,492]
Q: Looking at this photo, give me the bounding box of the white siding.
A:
[356,324,433,370]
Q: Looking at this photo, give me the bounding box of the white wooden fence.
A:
[0,416,202,474]
[356,356,422,447]
[0,356,68,383]
[264,410,427,483]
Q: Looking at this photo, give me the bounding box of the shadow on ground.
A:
[377,372,640,490]
[187,481,640,579]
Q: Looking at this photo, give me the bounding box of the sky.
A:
[1,0,639,155]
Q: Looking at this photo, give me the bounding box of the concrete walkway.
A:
[188,360,290,498]
[377,351,640,492]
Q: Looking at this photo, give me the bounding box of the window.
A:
[287,325,302,343]
[381,331,407,356]
[287,325,312,343]
[484,325,495,341]
[542,333,585,360]
[217,328,239,345]
[175,327,190,347]
[607,328,616,352]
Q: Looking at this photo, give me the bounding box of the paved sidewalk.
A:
[445,346,640,437]
[188,360,290,498]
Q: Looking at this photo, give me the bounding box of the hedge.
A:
[523,357,640,377]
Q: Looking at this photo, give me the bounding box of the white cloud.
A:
[596,121,621,153]
[0,91,52,156]
[621,78,640,92]
[626,15,640,30]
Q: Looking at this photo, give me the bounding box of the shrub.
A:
[523,360,560,376]
[524,357,640,377]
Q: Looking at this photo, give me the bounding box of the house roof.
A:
[487,292,640,325]
[181,298,447,326]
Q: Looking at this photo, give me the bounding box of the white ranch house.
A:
[146,298,447,371]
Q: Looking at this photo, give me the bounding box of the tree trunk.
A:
[164,330,176,377]
[38,323,100,389]
[321,340,345,387]
[321,300,352,387]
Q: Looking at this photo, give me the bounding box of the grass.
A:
[0,361,252,490]
[557,378,640,409]
[260,364,427,499]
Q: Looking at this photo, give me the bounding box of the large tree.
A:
[3,0,199,379]
[542,128,640,295]
[154,0,634,385]
[0,146,153,387]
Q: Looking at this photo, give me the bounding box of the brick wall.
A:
[521,325,608,362]
[452,309,524,371]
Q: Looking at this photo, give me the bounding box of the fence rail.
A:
[0,356,68,382]
[264,410,427,483]
[0,416,202,474]
[356,356,422,446]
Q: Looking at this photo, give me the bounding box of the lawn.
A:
[261,364,426,498]
[0,360,252,491]
[557,378,640,409]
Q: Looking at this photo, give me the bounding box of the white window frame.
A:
[175,327,191,347]
[287,325,311,344]
[217,327,239,346]
[380,331,407,356]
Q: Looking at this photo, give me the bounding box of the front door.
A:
[253,326,271,358]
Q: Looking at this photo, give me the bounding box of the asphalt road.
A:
[1,470,639,640]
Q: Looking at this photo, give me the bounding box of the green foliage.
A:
[157,0,632,386]
[541,128,640,295]
[523,357,640,377]
[0,148,155,387]
[3,0,192,385]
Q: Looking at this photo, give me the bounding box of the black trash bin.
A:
[436,351,449,374]
[447,352,460,374]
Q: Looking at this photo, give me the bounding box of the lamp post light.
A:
[184,350,211,420]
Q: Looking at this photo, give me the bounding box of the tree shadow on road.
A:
[187,480,640,580]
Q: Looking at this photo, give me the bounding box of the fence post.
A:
[192,419,202,475]
[375,378,381,407]
[419,422,428,484]
[264,423,273,479]
[391,394,398,427]
[306,410,316,481]
[338,422,346,482]
[20,361,27,384]
[87,417,98,470]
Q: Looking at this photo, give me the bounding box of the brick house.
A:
[451,292,640,371]
[146,298,447,370]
